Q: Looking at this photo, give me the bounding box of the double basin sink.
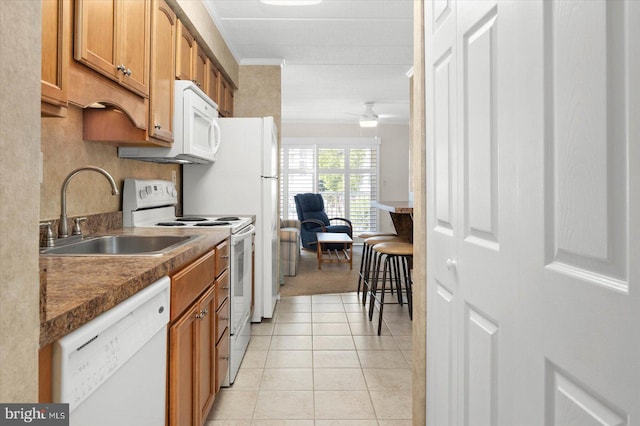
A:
[40,235,197,256]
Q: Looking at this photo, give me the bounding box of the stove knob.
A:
[145,185,153,195]
[167,185,176,197]
[139,190,147,200]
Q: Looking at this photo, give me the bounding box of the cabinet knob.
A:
[116,64,126,72]
[124,68,132,77]
[221,356,229,361]
[154,124,162,130]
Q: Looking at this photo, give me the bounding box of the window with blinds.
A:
[280,141,379,235]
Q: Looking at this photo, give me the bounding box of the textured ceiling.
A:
[203,0,414,125]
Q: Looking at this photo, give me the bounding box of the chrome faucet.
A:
[58,166,120,238]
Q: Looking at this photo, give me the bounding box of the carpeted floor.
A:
[280,245,362,296]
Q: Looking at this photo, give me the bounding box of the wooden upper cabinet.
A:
[176,19,206,89]
[119,0,150,94]
[225,84,234,117]
[41,0,69,117]
[148,0,175,143]
[206,58,220,106]
[75,0,150,97]
[193,44,207,89]
[217,76,234,117]
[175,19,194,81]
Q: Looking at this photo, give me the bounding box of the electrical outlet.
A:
[171,170,177,185]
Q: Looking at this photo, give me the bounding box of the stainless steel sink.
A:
[40,235,197,256]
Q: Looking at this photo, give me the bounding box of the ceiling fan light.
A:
[260,0,322,5]
[359,117,378,128]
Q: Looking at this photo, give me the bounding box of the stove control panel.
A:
[123,179,177,212]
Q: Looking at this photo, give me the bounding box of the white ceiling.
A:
[202,0,414,125]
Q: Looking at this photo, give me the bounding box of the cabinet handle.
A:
[116,64,126,72]
[221,255,229,259]
[221,356,229,361]
[124,68,132,77]
[195,312,202,319]
[220,316,229,321]
[154,124,162,130]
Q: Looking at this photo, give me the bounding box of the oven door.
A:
[229,224,255,336]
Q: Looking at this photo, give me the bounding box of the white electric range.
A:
[123,178,253,386]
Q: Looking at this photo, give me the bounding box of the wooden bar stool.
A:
[358,234,403,304]
[368,241,413,335]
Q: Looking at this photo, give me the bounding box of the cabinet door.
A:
[206,58,220,105]
[198,286,216,423]
[217,76,228,116]
[118,0,150,96]
[75,0,118,80]
[215,329,229,393]
[149,0,175,142]
[41,0,68,113]
[75,0,149,97]
[215,298,229,343]
[225,85,234,117]
[175,19,194,80]
[193,43,207,89]
[169,303,198,426]
[215,239,230,276]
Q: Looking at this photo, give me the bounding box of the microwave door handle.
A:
[211,120,221,156]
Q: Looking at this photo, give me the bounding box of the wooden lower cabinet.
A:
[198,285,216,423]
[168,241,230,426]
[169,302,198,426]
[216,329,230,393]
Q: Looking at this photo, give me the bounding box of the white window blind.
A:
[280,139,379,235]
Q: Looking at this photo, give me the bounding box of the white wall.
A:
[282,122,410,234]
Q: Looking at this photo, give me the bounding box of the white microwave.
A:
[119,80,221,164]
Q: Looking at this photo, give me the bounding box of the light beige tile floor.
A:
[206,291,413,425]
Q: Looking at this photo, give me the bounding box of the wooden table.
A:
[316,233,353,270]
[371,201,414,243]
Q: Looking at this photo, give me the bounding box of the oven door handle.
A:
[231,224,255,242]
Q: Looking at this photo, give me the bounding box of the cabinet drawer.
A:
[215,329,229,393]
[215,239,229,276]
[215,298,229,343]
[215,269,229,310]
[171,249,216,321]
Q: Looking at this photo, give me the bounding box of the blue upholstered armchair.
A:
[294,193,353,250]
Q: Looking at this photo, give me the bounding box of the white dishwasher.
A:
[52,276,170,426]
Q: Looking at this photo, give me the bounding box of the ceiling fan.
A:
[351,102,396,128]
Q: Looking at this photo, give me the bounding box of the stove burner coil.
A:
[194,222,231,227]
[155,222,186,226]
[216,216,240,221]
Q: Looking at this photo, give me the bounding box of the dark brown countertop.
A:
[39,227,229,347]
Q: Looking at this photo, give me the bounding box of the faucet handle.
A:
[39,221,55,247]
[72,217,87,236]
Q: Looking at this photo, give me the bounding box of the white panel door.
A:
[425,0,459,424]
[516,1,640,424]
[426,1,640,425]
[427,0,520,425]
